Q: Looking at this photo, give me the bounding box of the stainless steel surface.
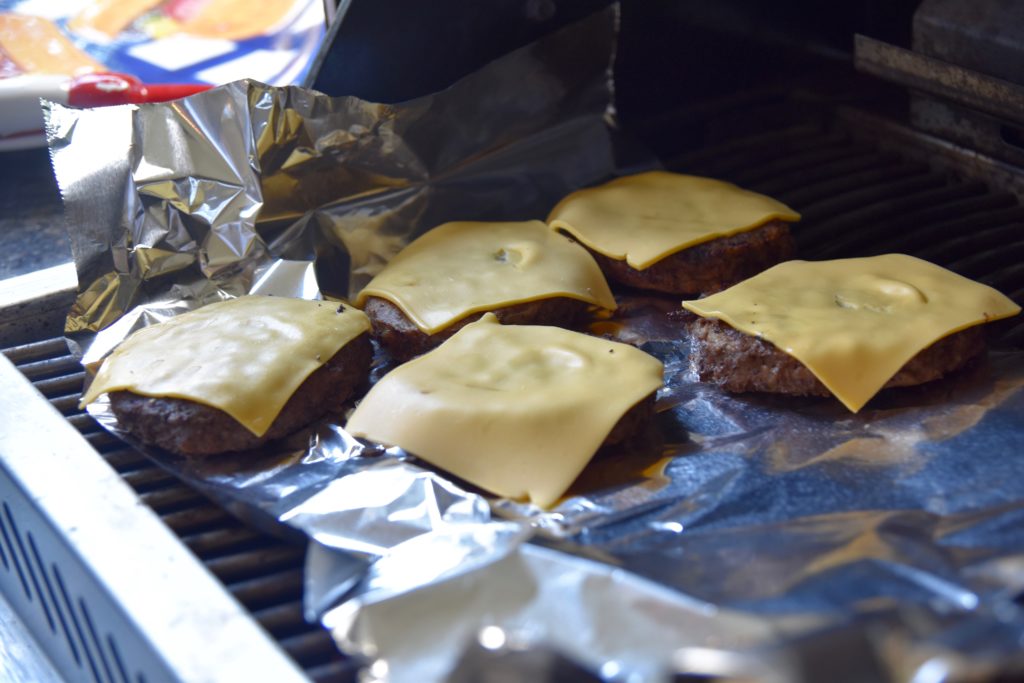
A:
[854,34,1024,128]
[0,590,63,683]
[910,0,1024,176]
[0,147,71,282]
[914,0,1024,86]
[0,341,310,682]
[908,95,1024,169]
[854,33,1024,171]
[0,264,77,348]
[838,105,1024,222]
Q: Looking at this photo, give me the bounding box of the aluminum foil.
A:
[48,4,1024,680]
[47,4,618,354]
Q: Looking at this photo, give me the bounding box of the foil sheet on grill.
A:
[47,5,1024,681]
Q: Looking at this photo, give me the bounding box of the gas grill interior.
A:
[3,2,1024,681]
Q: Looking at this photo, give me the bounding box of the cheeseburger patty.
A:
[109,333,373,456]
[364,295,592,361]
[604,393,656,446]
[688,317,986,398]
[587,220,795,296]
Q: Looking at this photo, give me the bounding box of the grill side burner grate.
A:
[3,112,1024,682]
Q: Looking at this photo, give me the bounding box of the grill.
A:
[3,4,1024,681]
[5,104,1024,681]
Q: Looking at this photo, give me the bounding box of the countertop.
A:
[0,147,72,282]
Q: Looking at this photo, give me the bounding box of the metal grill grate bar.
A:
[160,506,234,535]
[136,486,206,513]
[731,144,870,188]
[32,374,87,400]
[253,603,312,638]
[308,661,359,683]
[68,413,101,433]
[205,547,306,584]
[754,152,902,200]
[1,338,70,365]
[775,160,928,209]
[15,355,80,382]
[916,221,1024,264]
[97,447,149,471]
[49,395,83,416]
[949,242,1024,281]
[790,172,949,229]
[120,469,179,493]
[181,527,265,558]
[804,187,1012,258]
[228,568,304,611]
[864,202,1022,256]
[985,263,1024,295]
[279,631,350,668]
[668,125,836,174]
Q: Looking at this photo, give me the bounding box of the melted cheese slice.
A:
[353,221,616,334]
[682,254,1021,412]
[346,314,664,507]
[81,296,371,437]
[547,171,801,270]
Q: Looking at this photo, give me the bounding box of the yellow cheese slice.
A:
[346,314,664,507]
[547,171,801,270]
[81,296,371,437]
[353,220,616,334]
[681,254,1021,412]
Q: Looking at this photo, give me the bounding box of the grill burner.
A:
[4,103,1024,681]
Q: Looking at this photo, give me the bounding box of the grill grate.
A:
[4,114,1024,682]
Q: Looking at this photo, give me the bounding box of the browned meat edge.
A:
[109,332,373,456]
[604,392,656,446]
[588,219,796,296]
[688,317,986,398]
[363,295,593,361]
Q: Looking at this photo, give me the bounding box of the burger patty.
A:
[109,332,373,456]
[363,295,593,361]
[688,318,986,398]
[588,220,796,296]
[604,393,656,446]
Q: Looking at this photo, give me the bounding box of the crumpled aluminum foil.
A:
[47,4,617,358]
[48,4,1024,681]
